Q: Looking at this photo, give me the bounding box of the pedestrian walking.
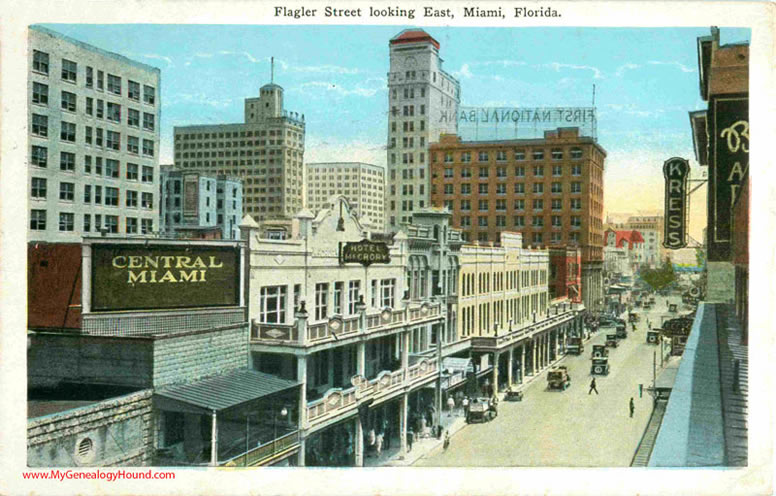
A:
[629,397,635,418]
[588,377,599,395]
[375,431,384,457]
[443,431,450,451]
[406,427,414,452]
[462,396,470,418]
[447,396,455,417]
[383,421,391,450]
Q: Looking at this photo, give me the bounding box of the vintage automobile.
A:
[647,330,660,344]
[634,300,643,308]
[504,388,524,402]
[598,315,615,327]
[466,397,497,423]
[591,344,609,359]
[616,322,628,339]
[669,303,678,313]
[590,357,610,375]
[547,366,571,391]
[649,296,656,305]
[628,312,640,323]
[605,334,619,348]
[566,336,585,355]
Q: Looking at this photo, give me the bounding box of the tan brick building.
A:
[429,127,606,310]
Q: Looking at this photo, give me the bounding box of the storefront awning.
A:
[442,357,474,375]
[155,369,300,414]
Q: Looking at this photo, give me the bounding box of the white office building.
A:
[28,26,161,242]
[386,29,460,230]
[306,162,385,232]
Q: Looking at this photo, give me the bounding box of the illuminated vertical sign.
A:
[709,95,748,259]
[663,157,690,249]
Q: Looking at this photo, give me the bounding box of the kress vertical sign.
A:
[663,157,690,249]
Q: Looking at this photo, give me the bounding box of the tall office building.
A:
[306,162,385,232]
[174,81,305,222]
[28,26,161,242]
[386,29,460,230]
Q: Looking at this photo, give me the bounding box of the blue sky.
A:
[44,24,750,239]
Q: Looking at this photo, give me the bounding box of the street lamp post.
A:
[274,406,289,456]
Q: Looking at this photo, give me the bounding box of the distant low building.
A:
[159,166,242,240]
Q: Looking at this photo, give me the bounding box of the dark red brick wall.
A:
[28,243,82,330]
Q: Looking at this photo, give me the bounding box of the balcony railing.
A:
[221,431,300,467]
[469,306,580,351]
[250,302,442,347]
[306,359,438,427]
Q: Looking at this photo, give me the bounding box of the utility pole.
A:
[652,350,657,390]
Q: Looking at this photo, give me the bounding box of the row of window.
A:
[258,279,397,325]
[32,50,155,104]
[462,231,581,245]
[457,214,583,228]
[440,164,583,179]
[443,198,583,211]
[31,115,154,156]
[390,119,426,133]
[439,183,583,195]
[177,128,302,140]
[389,136,428,149]
[437,148,584,163]
[30,209,153,233]
[30,146,154,180]
[30,178,154,208]
[31,83,156,132]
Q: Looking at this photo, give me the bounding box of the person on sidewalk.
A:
[447,396,455,417]
[383,420,391,451]
[462,396,470,418]
[375,431,384,457]
[629,397,635,418]
[443,431,450,451]
[589,377,599,395]
[406,427,414,452]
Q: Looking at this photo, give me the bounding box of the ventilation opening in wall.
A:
[76,437,95,463]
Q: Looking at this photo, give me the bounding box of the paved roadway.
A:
[417,295,680,467]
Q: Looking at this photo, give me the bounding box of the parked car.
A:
[547,366,571,391]
[605,334,619,348]
[669,303,678,313]
[647,330,660,344]
[616,322,628,339]
[466,397,496,423]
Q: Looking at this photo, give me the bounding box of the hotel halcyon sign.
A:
[339,239,390,266]
[663,157,690,249]
[91,244,240,311]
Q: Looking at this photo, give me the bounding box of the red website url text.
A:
[23,469,175,482]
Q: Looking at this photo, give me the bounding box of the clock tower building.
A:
[386,29,460,231]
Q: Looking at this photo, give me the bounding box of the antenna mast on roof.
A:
[271,56,274,84]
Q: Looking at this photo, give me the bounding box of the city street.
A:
[417,296,679,467]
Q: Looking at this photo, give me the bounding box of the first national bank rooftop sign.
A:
[91,244,240,311]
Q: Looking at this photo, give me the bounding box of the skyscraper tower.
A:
[386,29,460,231]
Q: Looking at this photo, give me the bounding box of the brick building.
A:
[548,246,582,303]
[429,127,606,311]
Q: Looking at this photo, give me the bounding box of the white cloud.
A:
[647,60,695,73]
[615,63,641,77]
[478,60,527,68]
[290,64,361,75]
[291,81,381,98]
[167,92,233,108]
[544,62,603,79]
[133,53,173,67]
[453,63,474,79]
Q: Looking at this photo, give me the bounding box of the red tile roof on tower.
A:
[614,230,644,249]
[390,29,440,49]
